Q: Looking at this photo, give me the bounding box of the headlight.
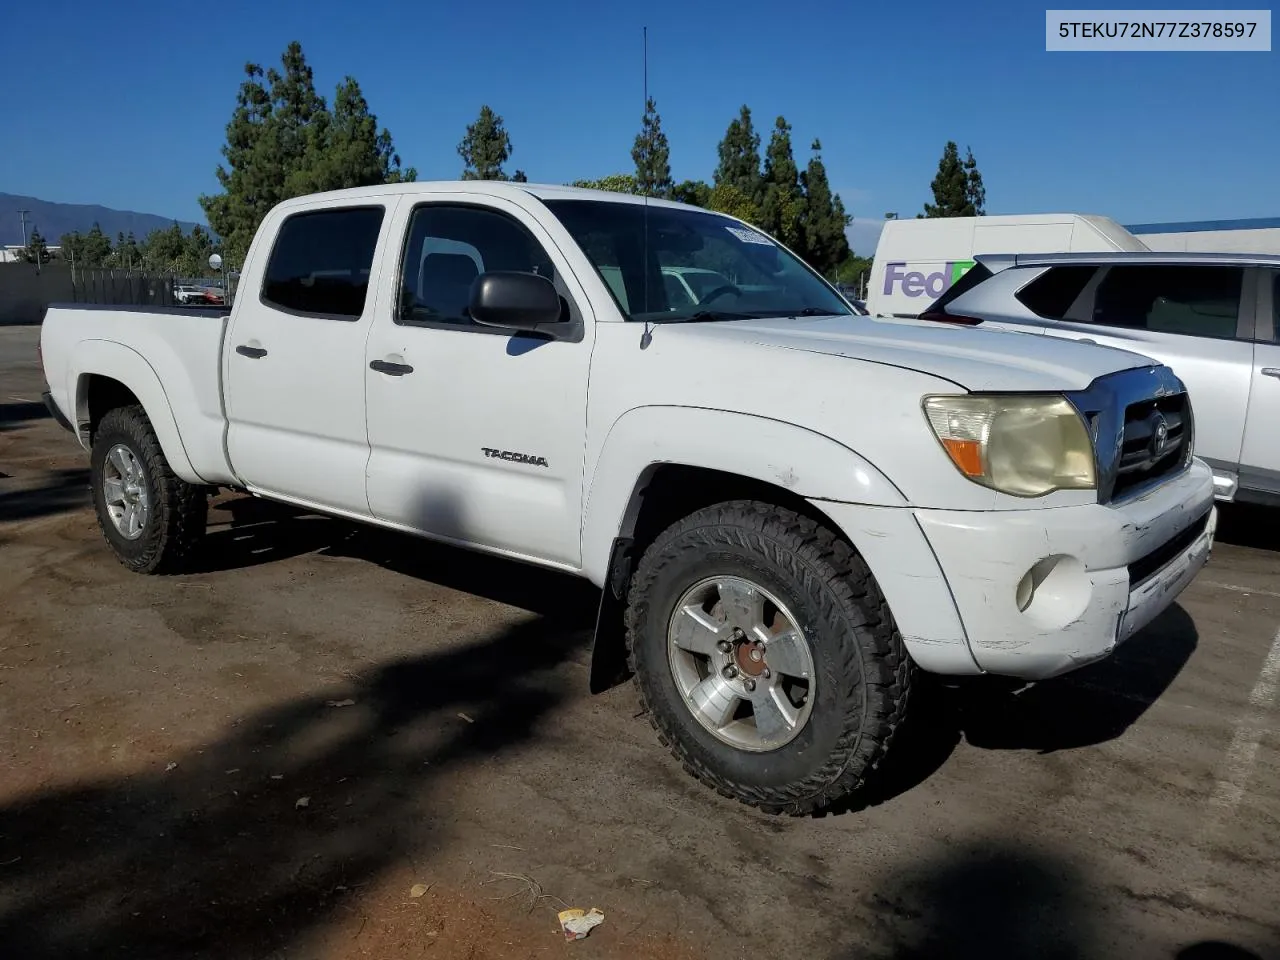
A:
[922,394,1097,497]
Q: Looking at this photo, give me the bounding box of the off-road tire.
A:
[90,404,208,574]
[624,500,913,815]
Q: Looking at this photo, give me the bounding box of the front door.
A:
[363,192,593,568]
[224,199,396,516]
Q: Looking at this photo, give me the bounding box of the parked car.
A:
[918,251,1280,505]
[172,285,208,305]
[38,182,1216,815]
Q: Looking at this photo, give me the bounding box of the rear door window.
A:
[1089,265,1243,339]
[261,206,385,319]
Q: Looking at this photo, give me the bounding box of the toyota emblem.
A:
[1152,414,1170,455]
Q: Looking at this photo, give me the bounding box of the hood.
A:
[681,313,1157,393]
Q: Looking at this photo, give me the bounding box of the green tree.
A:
[798,139,851,275]
[963,145,986,215]
[78,222,113,266]
[458,105,516,180]
[296,76,415,193]
[59,232,83,264]
[760,116,804,248]
[705,183,760,224]
[714,105,762,203]
[140,223,188,273]
[200,41,413,267]
[571,173,639,193]
[631,96,673,198]
[21,228,50,264]
[922,140,980,218]
[834,252,874,288]
[671,179,711,207]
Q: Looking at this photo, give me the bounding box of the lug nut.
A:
[743,678,756,692]
[722,664,738,680]
[762,668,772,679]
[717,639,733,653]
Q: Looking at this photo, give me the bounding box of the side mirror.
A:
[469,271,566,336]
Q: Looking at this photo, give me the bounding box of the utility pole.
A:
[18,210,31,250]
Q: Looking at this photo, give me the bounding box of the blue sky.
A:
[5,0,1279,255]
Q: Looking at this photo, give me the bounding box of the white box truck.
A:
[866,213,1149,318]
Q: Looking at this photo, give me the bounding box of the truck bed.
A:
[40,303,237,487]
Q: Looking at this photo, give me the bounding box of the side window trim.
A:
[1238,267,1260,341]
[391,199,584,343]
[258,204,388,322]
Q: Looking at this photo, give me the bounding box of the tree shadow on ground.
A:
[0,612,590,959]
[0,468,90,523]
[829,839,1278,960]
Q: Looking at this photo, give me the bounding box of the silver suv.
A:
[919,251,1280,505]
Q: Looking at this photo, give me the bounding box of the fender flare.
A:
[70,339,201,483]
[580,405,907,587]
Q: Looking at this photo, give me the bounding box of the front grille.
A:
[1111,393,1191,500]
[1127,507,1211,587]
[1065,365,1194,505]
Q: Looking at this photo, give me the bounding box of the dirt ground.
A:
[1,324,1279,959]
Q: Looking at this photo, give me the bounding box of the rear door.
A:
[223,197,395,515]
[1041,263,1255,496]
[1239,269,1280,500]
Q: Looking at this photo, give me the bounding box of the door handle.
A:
[235,344,267,359]
[1262,368,1280,379]
[369,359,414,376]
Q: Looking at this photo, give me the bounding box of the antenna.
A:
[639,25,653,349]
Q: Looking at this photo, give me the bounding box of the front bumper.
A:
[915,458,1216,680]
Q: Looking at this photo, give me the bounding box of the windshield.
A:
[542,198,852,323]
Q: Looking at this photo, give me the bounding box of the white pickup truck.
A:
[39,181,1217,815]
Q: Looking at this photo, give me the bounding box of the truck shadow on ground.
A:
[0,400,50,432]
[0,604,590,959]
[195,497,1201,818]
[1214,502,1280,552]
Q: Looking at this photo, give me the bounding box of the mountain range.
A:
[0,193,203,247]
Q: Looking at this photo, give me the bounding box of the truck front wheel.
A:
[90,404,207,574]
[624,500,913,815]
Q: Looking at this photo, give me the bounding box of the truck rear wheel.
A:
[624,500,913,815]
[90,404,207,574]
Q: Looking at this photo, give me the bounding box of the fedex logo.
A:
[883,260,975,298]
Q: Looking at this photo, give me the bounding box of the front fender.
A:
[580,405,907,586]
[71,339,201,484]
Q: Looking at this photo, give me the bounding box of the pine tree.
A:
[632,97,673,198]
[798,139,851,275]
[458,105,515,181]
[714,105,762,204]
[963,146,986,215]
[200,41,412,266]
[22,228,49,264]
[922,141,976,218]
[760,116,804,248]
[81,223,113,266]
[671,180,711,207]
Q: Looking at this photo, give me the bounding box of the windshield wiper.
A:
[787,306,841,317]
[672,310,758,323]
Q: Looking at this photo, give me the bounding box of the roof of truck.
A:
[273,180,700,212]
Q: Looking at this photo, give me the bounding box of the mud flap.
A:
[589,537,634,694]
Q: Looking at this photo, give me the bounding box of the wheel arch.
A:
[71,340,200,483]
[584,406,908,693]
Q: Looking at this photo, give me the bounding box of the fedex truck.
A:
[865,214,1149,318]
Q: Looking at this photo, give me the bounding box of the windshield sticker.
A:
[724,225,774,246]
